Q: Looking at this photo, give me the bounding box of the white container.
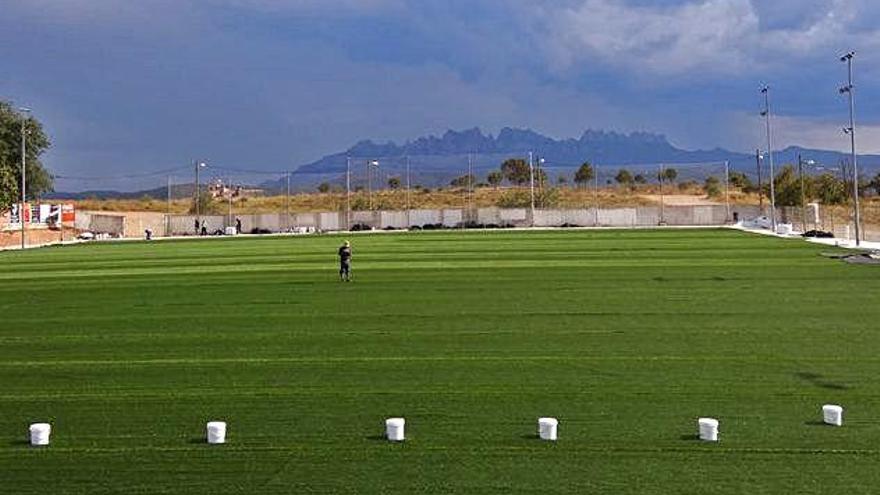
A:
[538,417,558,441]
[698,417,719,442]
[823,405,843,426]
[206,421,227,444]
[29,423,51,446]
[385,417,405,441]
[224,226,237,236]
[776,223,793,235]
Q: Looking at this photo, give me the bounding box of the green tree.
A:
[814,172,847,205]
[615,169,633,186]
[188,191,218,214]
[728,171,753,190]
[0,100,53,211]
[317,182,331,193]
[574,161,594,187]
[500,158,530,185]
[450,174,475,188]
[486,170,503,188]
[634,174,647,184]
[387,177,401,190]
[869,172,880,195]
[662,167,678,183]
[557,174,568,185]
[772,164,811,206]
[704,176,722,198]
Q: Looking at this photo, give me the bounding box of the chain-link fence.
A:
[35,153,880,243]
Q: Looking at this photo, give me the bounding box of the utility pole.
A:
[760,87,777,232]
[367,160,372,211]
[840,51,862,245]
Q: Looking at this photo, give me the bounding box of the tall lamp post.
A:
[346,157,352,230]
[755,150,764,213]
[18,107,31,250]
[839,51,862,246]
[194,161,206,229]
[528,151,535,226]
[760,86,777,232]
[797,155,815,233]
[367,160,379,210]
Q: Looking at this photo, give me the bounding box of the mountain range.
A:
[50,127,880,198]
[272,127,879,191]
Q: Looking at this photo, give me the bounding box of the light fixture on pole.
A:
[528,152,535,225]
[18,107,31,250]
[839,51,862,246]
[346,157,351,230]
[755,150,764,213]
[405,155,411,227]
[538,157,547,208]
[368,160,379,211]
[797,156,815,233]
[195,161,207,228]
[760,86,777,232]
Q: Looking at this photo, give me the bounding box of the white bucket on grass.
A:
[538,417,558,441]
[823,405,843,426]
[207,421,227,444]
[29,423,51,446]
[386,418,405,442]
[698,418,719,442]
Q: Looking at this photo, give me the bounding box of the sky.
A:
[3,0,880,189]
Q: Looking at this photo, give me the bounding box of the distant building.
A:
[207,180,264,200]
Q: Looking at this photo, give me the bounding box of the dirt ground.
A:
[0,227,78,249]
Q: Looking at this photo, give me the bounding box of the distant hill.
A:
[50,127,880,197]
[268,127,880,190]
[45,183,197,201]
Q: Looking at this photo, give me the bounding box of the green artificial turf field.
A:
[1,228,878,494]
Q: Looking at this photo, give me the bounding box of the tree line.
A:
[0,100,53,212]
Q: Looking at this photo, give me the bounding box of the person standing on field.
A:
[338,240,352,282]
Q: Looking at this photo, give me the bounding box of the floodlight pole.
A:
[19,109,29,250]
[285,171,291,232]
[167,175,172,236]
[724,161,731,223]
[194,160,200,225]
[467,153,473,219]
[405,155,411,228]
[755,149,764,213]
[346,156,351,230]
[659,164,665,225]
[227,179,233,227]
[840,52,862,246]
[798,154,807,233]
[528,151,535,226]
[761,87,777,232]
[594,167,599,225]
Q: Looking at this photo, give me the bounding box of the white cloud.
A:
[533,0,880,78]
[725,112,880,154]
